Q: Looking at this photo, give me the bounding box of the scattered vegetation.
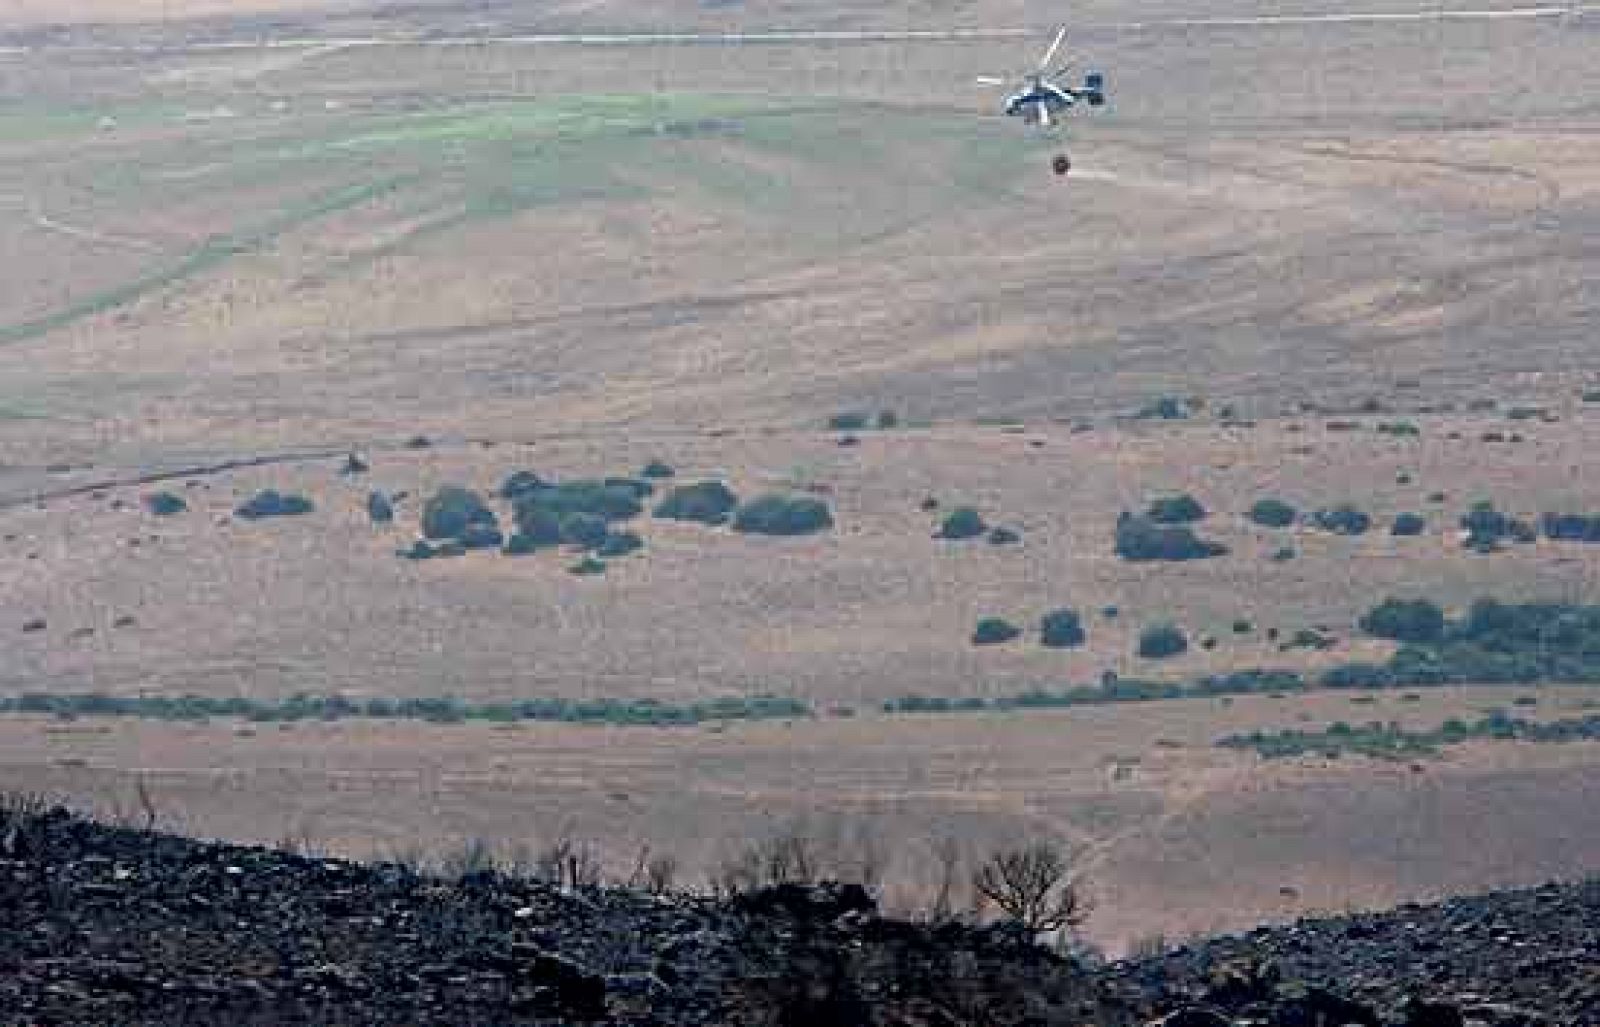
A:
[972,618,1022,645]
[732,495,834,536]
[421,486,498,542]
[1391,512,1426,536]
[1359,598,1446,644]
[1219,711,1600,761]
[1459,501,1536,552]
[0,691,812,726]
[1310,505,1371,536]
[143,492,187,516]
[935,507,987,541]
[366,491,394,525]
[1137,623,1189,659]
[1145,494,1206,525]
[568,556,607,576]
[1039,609,1086,649]
[653,481,739,526]
[1114,513,1227,561]
[235,490,314,519]
[985,526,1021,546]
[1539,513,1600,543]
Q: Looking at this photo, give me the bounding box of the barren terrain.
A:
[3,1,1600,953]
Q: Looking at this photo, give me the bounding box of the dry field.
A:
[3,1,1600,950]
[4,685,1600,952]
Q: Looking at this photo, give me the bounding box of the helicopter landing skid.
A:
[1052,153,1072,176]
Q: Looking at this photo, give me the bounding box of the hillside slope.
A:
[3,804,1596,1025]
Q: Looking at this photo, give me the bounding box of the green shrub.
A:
[144,491,187,516]
[458,524,504,550]
[1138,623,1188,659]
[1135,396,1189,420]
[1271,546,1296,562]
[398,540,434,560]
[1359,598,1446,643]
[1391,512,1425,536]
[1146,494,1206,524]
[919,497,940,512]
[517,480,643,522]
[1377,421,1420,437]
[732,495,834,536]
[559,512,611,549]
[1311,505,1371,535]
[936,507,988,540]
[1582,390,1600,403]
[654,481,739,525]
[973,617,1021,645]
[420,486,496,541]
[236,490,315,519]
[1541,513,1600,542]
[1231,619,1253,634]
[1460,502,1535,552]
[339,453,369,475]
[1248,499,1299,527]
[1039,609,1085,648]
[827,412,869,431]
[640,460,676,479]
[603,477,655,499]
[876,410,899,430]
[509,506,562,548]
[366,491,394,524]
[596,531,644,558]
[568,556,606,576]
[986,526,1021,546]
[1114,513,1227,561]
[500,470,545,500]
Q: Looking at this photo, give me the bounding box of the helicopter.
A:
[977,26,1106,175]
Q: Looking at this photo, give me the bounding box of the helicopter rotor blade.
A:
[1037,25,1067,72]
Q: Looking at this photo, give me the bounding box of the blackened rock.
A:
[1406,999,1467,1027]
[1154,1008,1234,1027]
[525,950,606,1020]
[734,882,876,921]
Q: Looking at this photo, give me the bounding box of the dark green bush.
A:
[499,470,545,500]
[1232,619,1253,634]
[339,453,369,475]
[732,495,834,536]
[653,481,739,525]
[144,491,187,516]
[876,410,899,430]
[398,540,434,560]
[501,533,548,556]
[459,524,504,550]
[517,480,643,522]
[1146,494,1206,524]
[236,490,315,519]
[936,507,987,540]
[366,491,394,524]
[1359,597,1446,643]
[596,530,644,558]
[827,412,870,431]
[640,460,676,480]
[1391,512,1426,536]
[603,477,655,499]
[1039,609,1085,648]
[1311,505,1371,535]
[1271,546,1296,562]
[510,506,562,549]
[1249,499,1298,531]
[972,617,1021,645]
[569,556,606,576]
[1377,421,1420,437]
[1138,623,1189,659]
[421,486,496,541]
[1540,513,1600,542]
[1135,396,1190,420]
[1460,502,1535,552]
[559,512,611,549]
[1114,513,1227,561]
[986,526,1021,546]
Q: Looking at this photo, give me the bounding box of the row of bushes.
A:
[1218,711,1600,761]
[970,609,1088,648]
[0,691,811,727]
